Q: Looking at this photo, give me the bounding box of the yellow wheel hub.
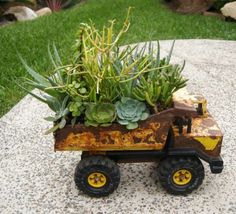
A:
[173,169,192,185]
[87,172,107,188]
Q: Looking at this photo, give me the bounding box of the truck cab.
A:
[171,89,223,174]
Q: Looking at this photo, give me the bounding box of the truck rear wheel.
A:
[158,156,204,195]
[74,156,120,197]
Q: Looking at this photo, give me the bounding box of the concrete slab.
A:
[0,40,236,214]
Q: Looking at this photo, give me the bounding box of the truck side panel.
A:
[54,110,176,151]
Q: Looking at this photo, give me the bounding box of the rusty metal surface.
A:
[173,88,207,115]
[173,111,223,157]
[54,109,176,151]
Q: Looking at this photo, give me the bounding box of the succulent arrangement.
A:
[20,8,187,133]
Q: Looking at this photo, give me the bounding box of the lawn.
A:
[0,0,236,117]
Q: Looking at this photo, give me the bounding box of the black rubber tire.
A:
[158,156,204,195]
[74,156,120,197]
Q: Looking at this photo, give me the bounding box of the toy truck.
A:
[54,89,223,197]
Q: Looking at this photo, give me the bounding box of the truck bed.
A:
[54,109,175,151]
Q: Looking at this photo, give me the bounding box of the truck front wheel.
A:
[74,156,120,197]
[158,156,204,195]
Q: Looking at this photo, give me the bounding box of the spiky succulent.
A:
[85,103,116,127]
[115,97,149,129]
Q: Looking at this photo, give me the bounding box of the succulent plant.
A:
[131,41,187,112]
[115,97,149,129]
[19,48,72,134]
[85,103,116,127]
[69,97,85,117]
[66,80,88,99]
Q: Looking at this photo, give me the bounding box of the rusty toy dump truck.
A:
[54,89,223,197]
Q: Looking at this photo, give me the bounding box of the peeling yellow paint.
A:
[194,137,221,150]
[55,123,167,151]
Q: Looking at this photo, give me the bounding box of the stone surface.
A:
[0,40,236,214]
[221,1,236,20]
[166,0,215,14]
[36,7,52,17]
[4,6,37,21]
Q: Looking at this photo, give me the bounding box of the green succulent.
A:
[85,103,116,127]
[115,97,149,129]
[130,41,187,113]
[69,97,85,117]
[18,47,71,134]
[66,80,88,98]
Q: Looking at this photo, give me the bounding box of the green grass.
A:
[0,0,236,117]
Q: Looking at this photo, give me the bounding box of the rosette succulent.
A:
[115,97,149,129]
[85,103,116,127]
